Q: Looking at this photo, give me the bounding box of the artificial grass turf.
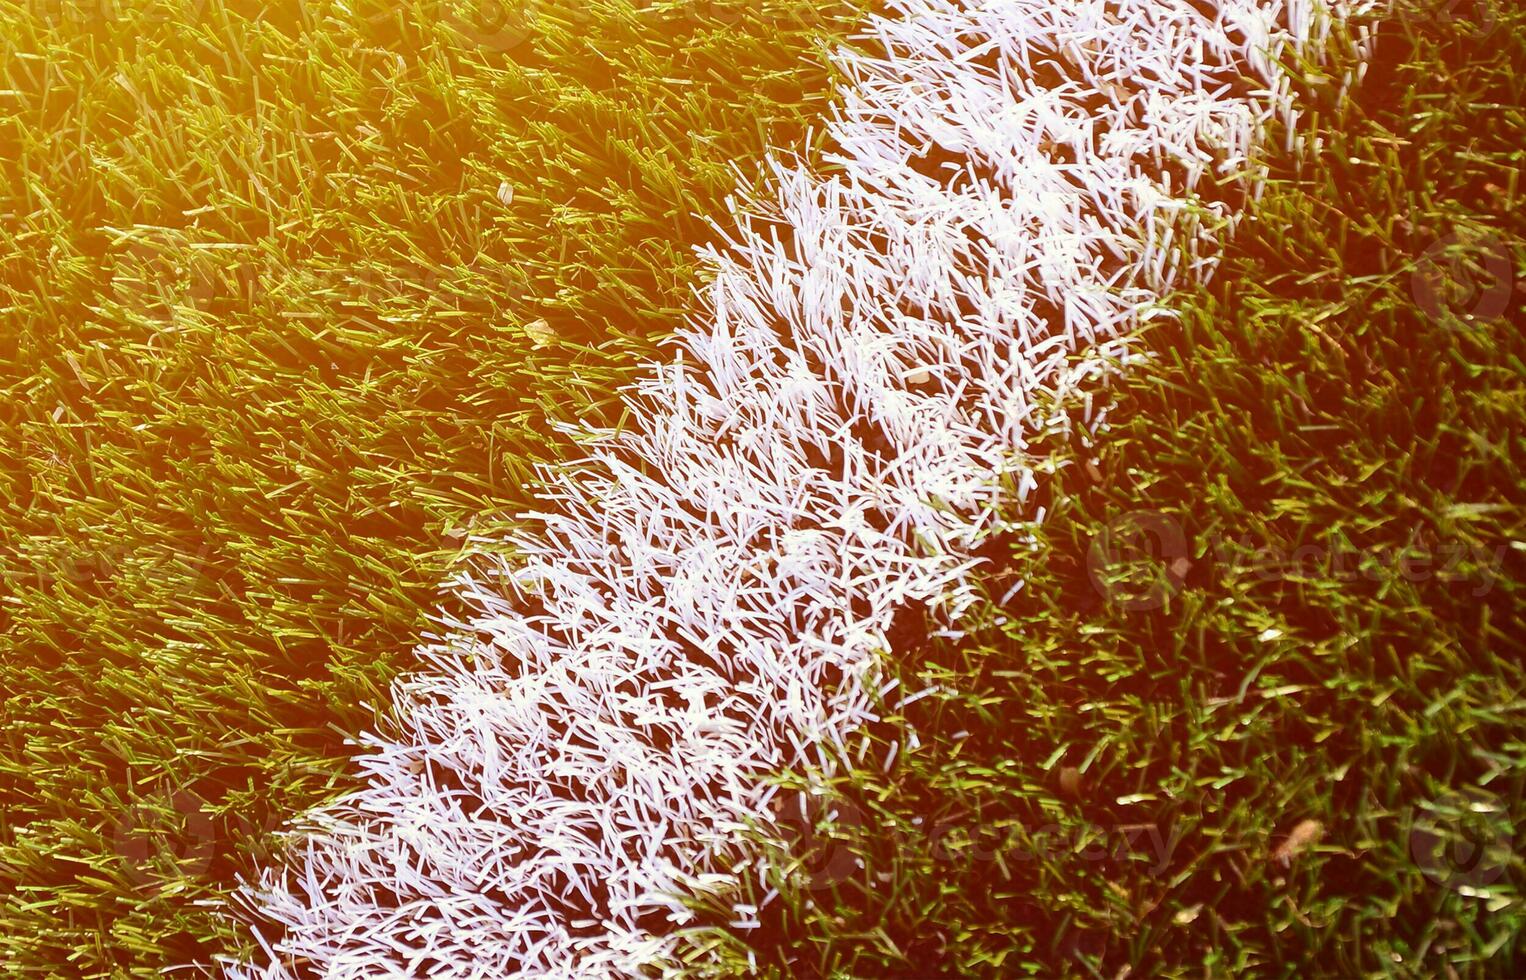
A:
[0,0,864,971]
[713,6,1526,978]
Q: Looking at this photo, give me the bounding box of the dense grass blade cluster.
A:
[236,0,1370,973]
[0,0,862,971]
[729,5,1525,975]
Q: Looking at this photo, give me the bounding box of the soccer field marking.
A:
[235,1,1374,974]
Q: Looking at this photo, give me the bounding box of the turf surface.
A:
[0,0,862,970]
[2,0,1522,975]
[703,6,1525,977]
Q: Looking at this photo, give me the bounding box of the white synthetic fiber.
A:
[234,1,1371,975]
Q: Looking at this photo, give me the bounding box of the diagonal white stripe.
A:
[232,1,1374,975]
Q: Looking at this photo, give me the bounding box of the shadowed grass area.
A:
[714,6,1525,977]
[0,0,862,970]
